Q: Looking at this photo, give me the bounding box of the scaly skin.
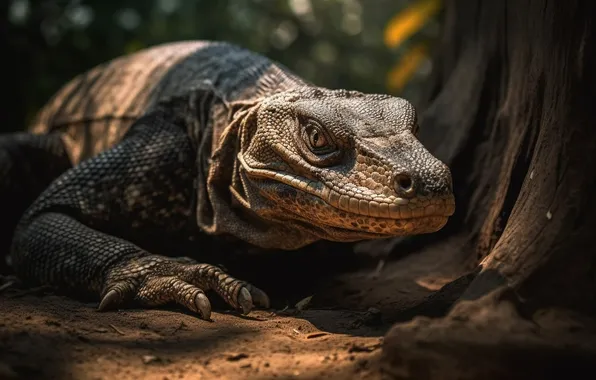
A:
[231,88,454,248]
[3,41,454,320]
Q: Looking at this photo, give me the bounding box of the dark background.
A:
[1,0,441,133]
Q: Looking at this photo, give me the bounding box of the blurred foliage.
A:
[384,0,441,92]
[2,0,441,132]
[386,41,430,92]
[384,0,440,49]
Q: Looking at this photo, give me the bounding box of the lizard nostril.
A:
[394,173,415,198]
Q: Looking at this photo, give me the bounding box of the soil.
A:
[0,294,386,380]
[0,237,470,380]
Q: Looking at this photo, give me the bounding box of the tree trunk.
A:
[380,0,596,377]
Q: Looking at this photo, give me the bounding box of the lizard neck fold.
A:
[195,87,321,251]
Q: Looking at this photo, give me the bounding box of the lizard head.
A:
[233,88,455,243]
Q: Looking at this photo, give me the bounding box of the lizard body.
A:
[3,41,454,319]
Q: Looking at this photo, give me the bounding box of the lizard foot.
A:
[97,255,270,320]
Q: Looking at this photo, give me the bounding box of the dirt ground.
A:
[0,238,470,380]
[0,294,387,380]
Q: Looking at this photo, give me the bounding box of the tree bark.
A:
[381,0,596,377]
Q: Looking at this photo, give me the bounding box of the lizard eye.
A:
[295,118,342,167]
[303,122,335,154]
[308,127,327,149]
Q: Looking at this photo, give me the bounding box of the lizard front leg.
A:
[10,111,269,319]
[17,212,268,319]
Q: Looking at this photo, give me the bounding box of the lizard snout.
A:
[394,159,453,200]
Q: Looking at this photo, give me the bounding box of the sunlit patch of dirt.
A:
[0,292,388,379]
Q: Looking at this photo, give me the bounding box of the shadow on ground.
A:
[0,293,385,379]
[0,235,473,379]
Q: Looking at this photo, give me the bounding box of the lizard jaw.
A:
[237,161,455,237]
[265,182,452,237]
[284,210,450,240]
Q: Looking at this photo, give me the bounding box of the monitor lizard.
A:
[3,41,455,320]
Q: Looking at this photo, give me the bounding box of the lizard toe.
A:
[136,275,213,320]
[180,263,270,315]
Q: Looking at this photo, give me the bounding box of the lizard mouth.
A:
[239,163,455,237]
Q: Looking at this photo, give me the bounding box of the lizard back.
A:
[29,41,304,164]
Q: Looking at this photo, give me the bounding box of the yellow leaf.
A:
[386,42,429,92]
[384,0,441,48]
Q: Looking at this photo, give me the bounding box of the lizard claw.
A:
[194,292,212,320]
[98,289,121,311]
[235,284,271,314]
[238,288,253,315]
[101,256,269,320]
[245,284,270,309]
[98,280,136,311]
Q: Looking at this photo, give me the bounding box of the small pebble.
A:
[142,355,161,364]
[226,353,248,361]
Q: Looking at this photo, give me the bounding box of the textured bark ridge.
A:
[380,0,596,377]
